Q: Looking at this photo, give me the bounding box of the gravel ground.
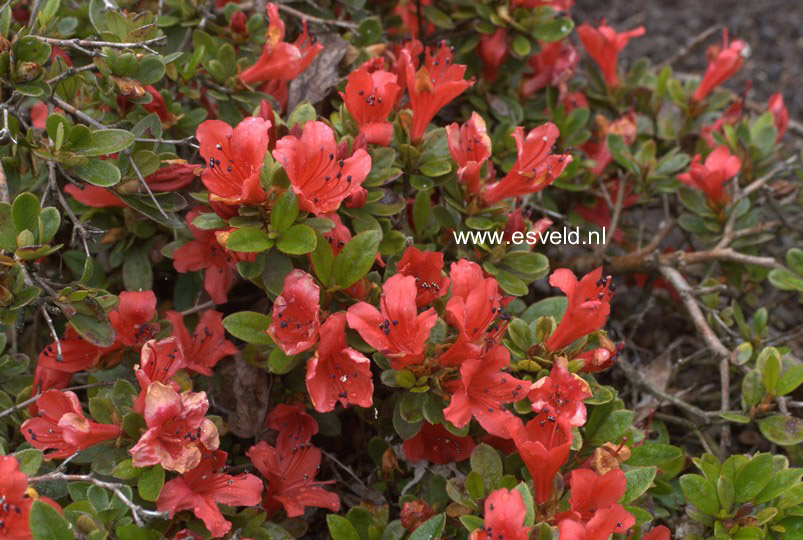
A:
[573,0,803,119]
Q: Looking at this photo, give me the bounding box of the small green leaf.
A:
[11,192,40,238]
[71,159,122,187]
[29,500,73,540]
[734,453,773,503]
[135,55,166,85]
[776,365,803,396]
[271,191,300,232]
[276,224,317,255]
[622,466,657,504]
[309,232,334,286]
[679,473,720,515]
[757,415,803,446]
[409,514,446,540]
[470,444,502,487]
[137,465,165,502]
[14,448,44,476]
[226,227,274,253]
[73,129,135,156]
[326,515,359,540]
[514,482,535,526]
[421,6,455,29]
[333,230,380,289]
[223,311,274,345]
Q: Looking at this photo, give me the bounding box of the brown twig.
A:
[658,24,722,69]
[51,96,106,130]
[276,2,358,31]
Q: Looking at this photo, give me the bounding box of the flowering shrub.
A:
[0,1,801,539]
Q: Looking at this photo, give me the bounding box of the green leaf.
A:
[191,212,227,230]
[227,227,274,253]
[309,232,334,286]
[223,311,274,345]
[514,482,535,526]
[69,312,115,347]
[135,55,166,85]
[757,415,803,446]
[717,475,735,512]
[679,473,720,515]
[11,192,40,238]
[112,459,142,480]
[73,129,135,156]
[271,191,299,233]
[587,409,634,446]
[754,468,803,504]
[326,515,360,540]
[533,16,574,42]
[71,159,122,187]
[14,448,44,476]
[622,466,657,503]
[787,247,803,275]
[29,500,73,540]
[409,514,446,540]
[137,464,165,502]
[470,444,502,487]
[333,230,380,289]
[759,347,782,393]
[276,224,317,255]
[768,268,803,292]
[734,453,773,503]
[459,515,485,533]
[776,365,803,396]
[627,444,683,467]
[421,6,455,29]
[16,36,51,64]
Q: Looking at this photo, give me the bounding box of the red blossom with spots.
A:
[470,488,532,540]
[267,269,321,355]
[63,184,125,208]
[677,145,742,207]
[108,290,159,349]
[129,382,219,474]
[306,312,373,412]
[165,309,237,376]
[545,267,614,352]
[0,455,62,540]
[37,326,102,375]
[557,504,635,540]
[520,39,579,97]
[443,345,528,438]
[341,66,401,146]
[446,112,493,196]
[21,390,121,459]
[402,422,475,464]
[133,337,187,414]
[266,403,318,451]
[397,246,450,307]
[528,361,592,427]
[506,416,573,504]
[347,274,438,369]
[564,468,627,521]
[157,450,263,538]
[273,121,372,214]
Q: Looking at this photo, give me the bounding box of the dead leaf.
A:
[227,352,271,438]
[287,33,349,111]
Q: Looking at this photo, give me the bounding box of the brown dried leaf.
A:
[287,33,349,112]
[227,353,271,438]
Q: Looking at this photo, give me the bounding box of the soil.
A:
[573,0,803,119]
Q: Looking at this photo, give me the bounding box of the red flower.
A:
[346,274,438,369]
[577,340,624,373]
[768,93,789,141]
[267,270,321,355]
[266,403,318,451]
[677,145,742,207]
[470,488,532,540]
[397,246,450,307]
[129,382,220,473]
[478,29,508,82]
[403,42,474,143]
[0,455,62,540]
[247,439,340,518]
[229,10,247,35]
[401,500,435,532]
[133,337,187,414]
[145,163,200,192]
[173,208,236,305]
[566,468,627,521]
[22,390,121,459]
[341,67,401,146]
[166,309,237,376]
[641,526,671,540]
[392,0,434,39]
[520,40,578,97]
[239,3,322,84]
[32,365,73,394]
[577,22,645,87]
[64,184,125,208]
[545,267,614,352]
[505,416,573,504]
[273,121,372,214]
[197,116,271,206]
[528,361,592,427]
[37,326,102,374]
[157,450,263,538]
[306,312,373,412]
[443,345,527,438]
[558,504,635,540]
[143,85,173,123]
[109,290,159,349]
[693,31,746,102]
[446,112,492,196]
[402,422,475,464]
[482,123,572,205]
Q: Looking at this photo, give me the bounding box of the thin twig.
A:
[51,96,106,129]
[180,300,216,317]
[276,2,359,30]
[658,24,721,69]
[49,162,95,256]
[0,158,9,204]
[128,152,170,220]
[135,136,199,149]
[34,35,167,56]
[40,306,63,363]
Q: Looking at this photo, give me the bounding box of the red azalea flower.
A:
[145,163,200,192]
[173,208,236,305]
[577,340,624,373]
[267,270,321,355]
[346,274,438,369]
[166,309,237,376]
[482,123,572,205]
[239,3,322,84]
[478,28,508,82]
[402,422,475,464]
[545,267,614,352]
[520,40,578,97]
[37,326,102,374]
[306,312,373,413]
[273,121,371,214]
[640,526,671,540]
[446,112,492,196]
[32,365,73,394]
[403,41,474,143]
[229,10,247,35]
[392,0,434,39]
[693,30,747,102]
[64,183,126,208]
[143,85,173,123]
[401,500,435,532]
[197,116,271,205]
[768,93,789,141]
[567,468,627,520]
[470,488,532,540]
[129,382,219,473]
[677,145,741,207]
[341,67,401,146]
[443,345,527,438]
[0,455,62,540]
[558,504,635,540]
[30,101,49,130]
[22,390,121,460]
[528,361,592,427]
[577,21,645,87]
[157,450,263,538]
[266,403,318,449]
[390,40,424,91]
[247,439,340,518]
[397,246,450,307]
[108,290,159,349]
[133,337,187,414]
[505,416,573,504]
